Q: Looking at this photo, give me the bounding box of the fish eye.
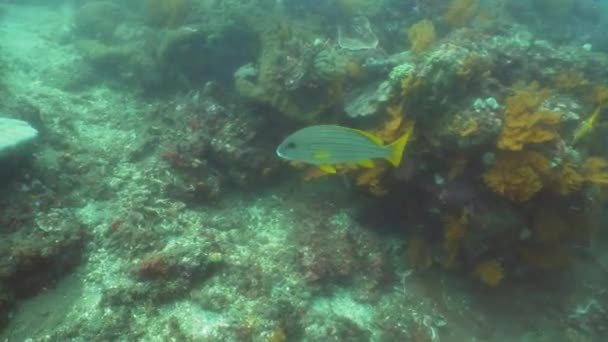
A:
[286,142,296,149]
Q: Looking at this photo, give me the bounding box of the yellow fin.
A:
[386,121,415,167]
[319,164,337,174]
[351,128,384,145]
[358,159,375,168]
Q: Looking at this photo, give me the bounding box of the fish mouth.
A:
[276,147,288,159]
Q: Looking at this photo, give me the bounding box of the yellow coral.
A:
[582,157,608,184]
[483,151,550,202]
[407,19,436,55]
[356,166,389,196]
[444,0,479,27]
[444,210,469,242]
[475,259,504,286]
[553,69,589,91]
[519,245,571,270]
[268,327,286,342]
[443,210,469,269]
[447,157,468,180]
[532,209,572,243]
[407,236,432,269]
[591,84,608,108]
[534,0,576,18]
[455,54,483,80]
[549,162,584,196]
[145,0,189,27]
[448,113,479,137]
[375,103,405,142]
[498,83,561,151]
[336,0,380,16]
[401,75,424,98]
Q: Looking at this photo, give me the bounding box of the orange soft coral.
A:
[498,83,561,151]
[483,151,550,202]
[475,259,504,286]
[582,157,608,184]
[356,165,389,196]
[532,208,572,243]
[145,0,189,27]
[443,210,469,269]
[591,85,608,108]
[444,0,479,27]
[549,162,584,196]
[407,19,436,55]
[553,69,589,91]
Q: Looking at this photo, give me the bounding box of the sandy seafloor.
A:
[1,3,608,342]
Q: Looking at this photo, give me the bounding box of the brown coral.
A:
[483,151,550,202]
[497,83,561,151]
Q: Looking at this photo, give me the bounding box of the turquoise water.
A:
[1,1,607,341]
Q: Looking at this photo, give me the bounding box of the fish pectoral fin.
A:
[319,164,337,174]
[313,151,332,160]
[357,159,375,168]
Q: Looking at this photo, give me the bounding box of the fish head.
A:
[276,129,330,165]
[276,132,312,162]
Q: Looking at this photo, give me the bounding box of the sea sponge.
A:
[483,151,550,202]
[497,83,561,151]
[407,20,436,55]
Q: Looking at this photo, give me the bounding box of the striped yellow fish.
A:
[276,124,414,174]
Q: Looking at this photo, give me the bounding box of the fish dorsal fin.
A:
[354,129,384,145]
[358,159,375,168]
[319,164,337,174]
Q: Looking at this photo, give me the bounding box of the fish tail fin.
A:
[386,121,414,167]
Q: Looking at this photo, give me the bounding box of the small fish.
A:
[276,123,414,174]
[572,107,600,144]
